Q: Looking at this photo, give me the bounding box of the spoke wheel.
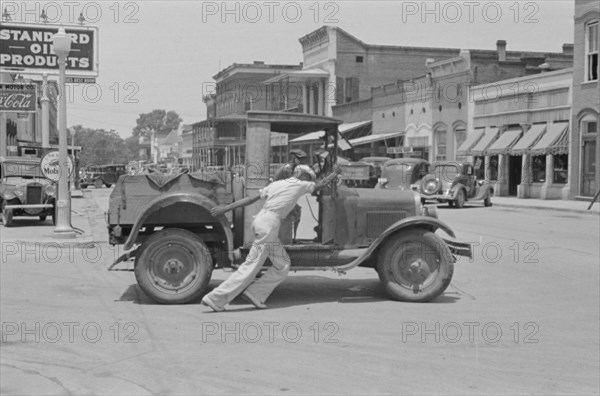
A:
[377,230,454,302]
[135,228,213,304]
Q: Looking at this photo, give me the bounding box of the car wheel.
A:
[94,179,103,189]
[105,183,112,188]
[448,201,454,208]
[80,184,88,189]
[484,196,492,207]
[39,215,47,222]
[455,190,465,208]
[376,229,454,302]
[134,228,213,304]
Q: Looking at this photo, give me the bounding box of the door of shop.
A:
[508,155,522,196]
[582,140,596,196]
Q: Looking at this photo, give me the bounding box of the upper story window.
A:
[586,21,599,81]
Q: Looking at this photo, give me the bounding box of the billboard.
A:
[0,83,37,112]
[0,22,98,76]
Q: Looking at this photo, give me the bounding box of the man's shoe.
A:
[242,290,267,309]
[201,295,224,312]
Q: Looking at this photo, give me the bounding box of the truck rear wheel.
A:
[135,228,213,304]
[376,229,454,302]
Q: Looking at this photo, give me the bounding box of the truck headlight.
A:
[45,185,56,196]
[421,204,439,219]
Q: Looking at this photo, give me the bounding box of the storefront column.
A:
[308,84,315,115]
[518,154,530,198]
[317,79,324,116]
[496,154,508,196]
[484,156,490,181]
[302,83,308,114]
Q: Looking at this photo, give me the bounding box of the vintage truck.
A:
[107,112,472,304]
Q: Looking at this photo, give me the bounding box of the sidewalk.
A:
[490,196,600,215]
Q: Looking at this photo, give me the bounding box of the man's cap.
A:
[289,149,308,159]
[293,164,316,181]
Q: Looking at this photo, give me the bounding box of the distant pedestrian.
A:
[201,164,341,311]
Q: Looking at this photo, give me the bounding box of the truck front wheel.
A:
[376,230,454,302]
[135,228,213,304]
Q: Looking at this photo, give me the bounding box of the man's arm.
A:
[313,164,342,192]
[210,194,262,217]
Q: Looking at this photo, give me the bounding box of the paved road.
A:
[1,187,598,395]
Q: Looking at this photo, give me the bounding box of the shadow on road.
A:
[116,274,460,308]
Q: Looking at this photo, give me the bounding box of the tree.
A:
[132,109,182,138]
[72,125,130,167]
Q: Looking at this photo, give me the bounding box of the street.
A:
[1,187,598,395]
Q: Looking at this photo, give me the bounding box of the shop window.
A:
[532,155,546,183]
[355,56,364,63]
[435,130,447,161]
[553,154,568,184]
[488,156,499,181]
[586,21,599,81]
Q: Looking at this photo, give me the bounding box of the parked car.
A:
[0,156,56,226]
[376,158,430,192]
[420,161,493,208]
[80,164,126,188]
[107,112,472,305]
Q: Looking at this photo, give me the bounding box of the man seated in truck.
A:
[202,164,341,312]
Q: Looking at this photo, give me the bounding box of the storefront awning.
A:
[530,122,569,156]
[510,124,547,155]
[456,128,485,156]
[486,128,523,156]
[468,127,500,156]
[290,120,372,143]
[349,131,404,146]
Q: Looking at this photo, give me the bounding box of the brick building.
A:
[571,0,599,199]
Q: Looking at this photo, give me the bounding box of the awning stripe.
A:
[468,127,500,156]
[530,122,569,156]
[486,128,523,155]
[456,128,485,156]
[510,124,547,155]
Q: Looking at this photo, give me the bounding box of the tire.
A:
[134,228,213,304]
[484,195,492,207]
[448,201,454,208]
[376,230,454,302]
[80,184,88,189]
[39,215,47,222]
[105,183,112,188]
[455,189,465,208]
[94,179,103,189]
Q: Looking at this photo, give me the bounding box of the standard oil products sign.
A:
[0,22,98,76]
[0,83,37,112]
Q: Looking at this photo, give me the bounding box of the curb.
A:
[492,202,600,215]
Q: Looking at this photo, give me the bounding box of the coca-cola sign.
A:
[0,83,37,113]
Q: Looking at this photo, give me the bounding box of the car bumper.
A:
[5,204,54,210]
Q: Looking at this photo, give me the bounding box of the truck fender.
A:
[448,184,466,200]
[1,192,17,201]
[123,192,234,259]
[333,216,458,272]
[473,183,493,201]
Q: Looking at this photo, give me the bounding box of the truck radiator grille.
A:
[366,211,406,238]
[26,185,43,204]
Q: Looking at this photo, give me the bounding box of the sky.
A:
[2,0,576,139]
